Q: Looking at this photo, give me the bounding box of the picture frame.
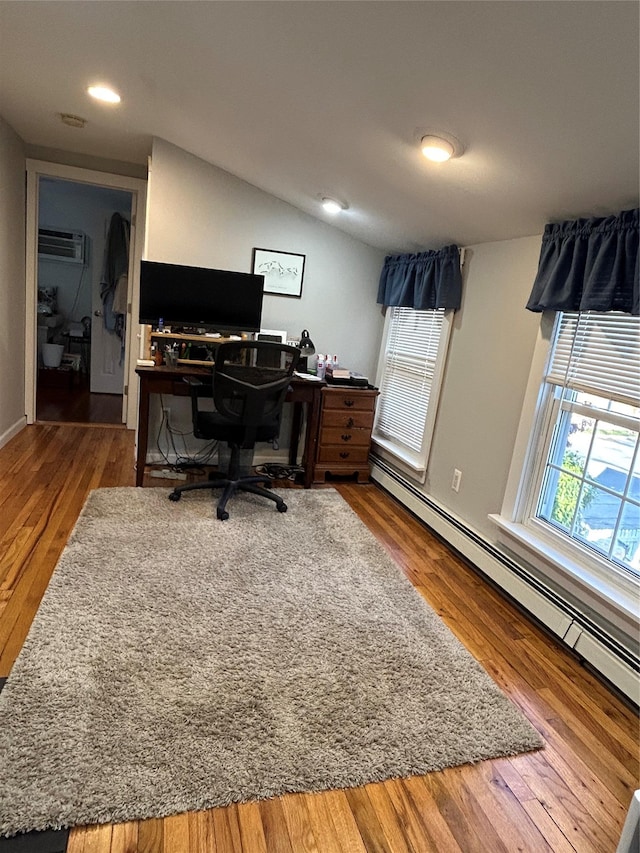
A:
[252,248,306,298]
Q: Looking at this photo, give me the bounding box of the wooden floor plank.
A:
[110,821,138,853]
[234,801,268,853]
[162,813,190,853]
[0,426,637,853]
[258,799,294,853]
[279,793,321,853]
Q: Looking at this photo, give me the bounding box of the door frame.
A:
[25,160,147,429]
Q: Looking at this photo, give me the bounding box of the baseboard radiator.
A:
[370,456,639,705]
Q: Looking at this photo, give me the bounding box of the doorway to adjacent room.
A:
[35,178,133,424]
[25,161,147,429]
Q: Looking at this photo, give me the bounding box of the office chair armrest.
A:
[182,375,212,426]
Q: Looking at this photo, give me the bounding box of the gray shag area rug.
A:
[0,487,542,836]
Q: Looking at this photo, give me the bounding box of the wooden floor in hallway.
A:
[36,372,123,425]
[0,423,637,853]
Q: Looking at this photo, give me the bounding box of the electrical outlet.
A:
[451,468,462,492]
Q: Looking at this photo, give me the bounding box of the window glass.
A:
[533,313,640,574]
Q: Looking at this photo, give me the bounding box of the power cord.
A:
[156,395,219,472]
[254,463,305,481]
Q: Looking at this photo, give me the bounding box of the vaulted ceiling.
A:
[0,1,638,251]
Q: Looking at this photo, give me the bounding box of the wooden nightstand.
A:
[312,385,378,483]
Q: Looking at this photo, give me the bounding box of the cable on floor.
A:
[254,463,305,481]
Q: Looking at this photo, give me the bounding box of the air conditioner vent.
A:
[38,227,86,264]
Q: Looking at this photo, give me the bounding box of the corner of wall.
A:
[0,115,27,440]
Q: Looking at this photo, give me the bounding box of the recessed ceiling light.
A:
[420,135,455,162]
[87,85,121,104]
[321,197,347,215]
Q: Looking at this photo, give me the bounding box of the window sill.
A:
[371,438,426,483]
[489,514,639,634]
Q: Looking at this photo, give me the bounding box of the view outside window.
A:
[538,391,639,572]
[534,312,640,575]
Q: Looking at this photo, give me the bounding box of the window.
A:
[372,307,452,474]
[528,312,640,574]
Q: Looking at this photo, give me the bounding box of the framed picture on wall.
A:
[252,248,306,298]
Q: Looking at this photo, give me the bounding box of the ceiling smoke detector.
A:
[60,113,87,129]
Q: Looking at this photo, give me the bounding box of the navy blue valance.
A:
[526,208,639,316]
[377,245,462,311]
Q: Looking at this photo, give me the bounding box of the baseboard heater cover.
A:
[370,455,639,704]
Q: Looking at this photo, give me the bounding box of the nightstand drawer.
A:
[322,389,377,412]
[320,427,372,446]
[321,409,374,429]
[317,445,371,464]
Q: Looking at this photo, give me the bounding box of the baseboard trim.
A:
[370,456,639,704]
[0,417,26,452]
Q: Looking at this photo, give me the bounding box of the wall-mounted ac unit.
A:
[38,227,87,264]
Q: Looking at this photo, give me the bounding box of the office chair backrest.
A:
[212,341,300,446]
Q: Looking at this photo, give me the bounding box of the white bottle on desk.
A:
[316,355,326,380]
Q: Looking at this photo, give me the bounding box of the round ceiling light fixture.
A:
[421,135,454,162]
[417,130,464,162]
[321,197,348,215]
[87,85,121,104]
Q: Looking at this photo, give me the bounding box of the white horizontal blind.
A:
[375,308,445,453]
[547,312,640,406]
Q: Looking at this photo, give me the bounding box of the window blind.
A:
[375,308,445,453]
[546,312,640,407]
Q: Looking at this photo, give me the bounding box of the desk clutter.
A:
[147,330,244,367]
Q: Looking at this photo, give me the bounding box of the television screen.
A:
[139,260,264,333]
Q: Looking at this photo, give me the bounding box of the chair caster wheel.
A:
[168,491,181,502]
[277,502,288,513]
[217,508,229,521]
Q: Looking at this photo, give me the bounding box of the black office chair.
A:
[168,340,300,520]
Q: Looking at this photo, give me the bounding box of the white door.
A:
[90,209,132,395]
[90,289,125,394]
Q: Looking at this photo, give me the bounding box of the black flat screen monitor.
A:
[139,260,264,333]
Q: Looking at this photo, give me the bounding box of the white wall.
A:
[146,138,385,377]
[0,116,26,447]
[143,138,386,459]
[427,236,543,539]
[373,235,543,542]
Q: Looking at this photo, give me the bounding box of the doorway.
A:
[25,161,147,429]
[36,178,133,424]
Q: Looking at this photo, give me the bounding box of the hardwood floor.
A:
[0,424,637,852]
[36,372,123,424]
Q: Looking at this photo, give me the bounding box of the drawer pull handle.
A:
[341,434,352,442]
[346,417,355,428]
[343,399,355,407]
[339,451,350,459]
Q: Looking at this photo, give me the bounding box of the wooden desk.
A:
[134,365,324,488]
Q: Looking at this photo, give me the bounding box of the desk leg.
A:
[135,379,150,487]
[289,402,303,466]
[301,388,322,488]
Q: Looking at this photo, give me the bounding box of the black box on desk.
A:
[325,370,369,387]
